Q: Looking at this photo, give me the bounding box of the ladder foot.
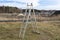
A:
[32,31,40,34]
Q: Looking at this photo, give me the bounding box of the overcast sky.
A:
[0,0,60,10]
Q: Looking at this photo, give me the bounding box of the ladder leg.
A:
[19,25,24,38]
[19,23,27,40]
[19,5,28,40]
[22,23,28,40]
[31,8,40,34]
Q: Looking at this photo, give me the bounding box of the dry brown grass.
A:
[0,22,60,40]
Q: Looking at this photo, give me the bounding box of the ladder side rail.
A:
[22,6,31,40]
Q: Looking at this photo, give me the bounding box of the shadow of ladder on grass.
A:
[19,3,40,40]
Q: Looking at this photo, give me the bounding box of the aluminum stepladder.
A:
[19,3,40,40]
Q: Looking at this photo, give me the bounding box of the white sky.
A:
[0,0,60,10]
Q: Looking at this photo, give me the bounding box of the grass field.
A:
[0,22,60,40]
